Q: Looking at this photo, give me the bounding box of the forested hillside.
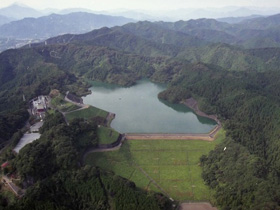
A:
[1,13,280,209]
[156,14,280,48]
[34,20,280,71]
[0,12,134,39]
[159,66,280,209]
[2,112,171,209]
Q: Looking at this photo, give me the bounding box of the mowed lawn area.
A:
[51,94,80,112]
[65,106,108,122]
[85,129,225,201]
[97,126,120,144]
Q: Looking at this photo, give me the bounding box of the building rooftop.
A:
[1,161,9,168]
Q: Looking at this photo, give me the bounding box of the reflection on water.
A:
[83,79,216,133]
[160,99,214,125]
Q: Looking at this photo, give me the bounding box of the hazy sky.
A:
[1,0,280,10]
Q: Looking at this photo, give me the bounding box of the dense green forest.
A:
[1,14,280,209]
[159,67,280,209]
[1,112,172,209]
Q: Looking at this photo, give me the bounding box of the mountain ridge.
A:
[0,12,134,39]
[1,11,280,209]
[0,3,43,19]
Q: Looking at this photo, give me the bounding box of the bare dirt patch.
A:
[180,202,218,210]
[125,133,213,141]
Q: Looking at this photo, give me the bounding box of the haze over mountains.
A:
[109,6,280,21]
[0,13,134,39]
[1,3,280,56]
[0,3,280,53]
[0,4,280,55]
[2,1,280,209]
[0,3,42,20]
[1,3,280,22]
[0,4,135,52]
[27,12,280,54]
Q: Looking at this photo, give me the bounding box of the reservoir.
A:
[83,80,216,134]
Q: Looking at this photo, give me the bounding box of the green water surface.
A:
[83,80,216,134]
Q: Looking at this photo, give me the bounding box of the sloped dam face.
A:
[83,79,216,134]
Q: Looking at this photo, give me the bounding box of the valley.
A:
[0,3,280,209]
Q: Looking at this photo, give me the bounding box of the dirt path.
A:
[2,176,25,197]
[57,91,90,125]
[133,161,172,199]
[80,97,220,210]
[82,135,172,200]
[125,133,213,141]
[82,135,125,164]
[83,142,123,154]
[64,105,89,114]
[179,202,217,210]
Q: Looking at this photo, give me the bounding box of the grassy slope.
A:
[85,129,225,201]
[51,94,80,112]
[65,106,108,122]
[97,126,120,145]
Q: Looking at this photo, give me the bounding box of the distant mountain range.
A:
[1,3,280,21]
[1,3,280,52]
[22,13,279,73]
[0,3,42,19]
[1,10,280,111]
[1,4,280,210]
[155,13,280,49]
[0,12,134,39]
[104,6,280,21]
[0,15,14,26]
[217,15,263,24]
[2,10,280,46]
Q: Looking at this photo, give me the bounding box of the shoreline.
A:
[125,97,222,141]
[78,86,221,141]
[81,81,221,141]
[65,92,222,141]
[182,97,222,138]
[182,98,220,124]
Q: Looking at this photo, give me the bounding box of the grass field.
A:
[65,106,108,122]
[97,126,120,144]
[51,94,80,112]
[85,129,225,201]
[0,184,16,204]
